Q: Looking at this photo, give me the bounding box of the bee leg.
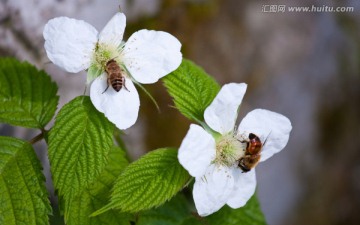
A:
[123,77,130,92]
[262,131,272,146]
[123,84,130,92]
[102,77,111,94]
[102,85,110,94]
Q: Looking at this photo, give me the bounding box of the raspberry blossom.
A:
[178,83,292,216]
[43,13,182,129]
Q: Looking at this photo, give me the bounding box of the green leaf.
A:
[0,136,51,225]
[137,194,203,225]
[206,194,267,225]
[94,148,190,214]
[0,57,59,129]
[67,146,131,225]
[48,96,114,201]
[162,59,220,122]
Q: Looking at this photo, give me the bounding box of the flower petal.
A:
[43,17,97,73]
[98,12,126,47]
[226,169,256,208]
[178,124,216,178]
[193,165,235,216]
[90,74,140,130]
[204,83,247,134]
[238,109,292,162]
[123,29,182,84]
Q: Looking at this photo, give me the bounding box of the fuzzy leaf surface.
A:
[98,148,190,213]
[162,59,220,122]
[0,136,51,225]
[0,58,58,128]
[206,194,267,225]
[48,96,114,201]
[67,146,131,225]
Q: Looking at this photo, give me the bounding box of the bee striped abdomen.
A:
[109,73,124,92]
[104,59,127,93]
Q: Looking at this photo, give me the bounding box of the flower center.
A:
[214,134,246,167]
[92,42,123,71]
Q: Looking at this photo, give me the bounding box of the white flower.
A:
[43,13,182,129]
[178,83,292,216]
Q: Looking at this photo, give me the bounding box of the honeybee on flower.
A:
[178,83,292,216]
[43,12,182,129]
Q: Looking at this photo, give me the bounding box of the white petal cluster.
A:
[43,13,182,130]
[178,83,292,216]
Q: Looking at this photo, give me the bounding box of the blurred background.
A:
[1,0,360,224]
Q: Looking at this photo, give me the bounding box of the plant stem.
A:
[29,132,44,144]
[29,127,49,145]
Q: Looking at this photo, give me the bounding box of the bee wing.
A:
[238,109,292,162]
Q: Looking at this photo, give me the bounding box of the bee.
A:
[102,59,129,93]
[238,133,264,173]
